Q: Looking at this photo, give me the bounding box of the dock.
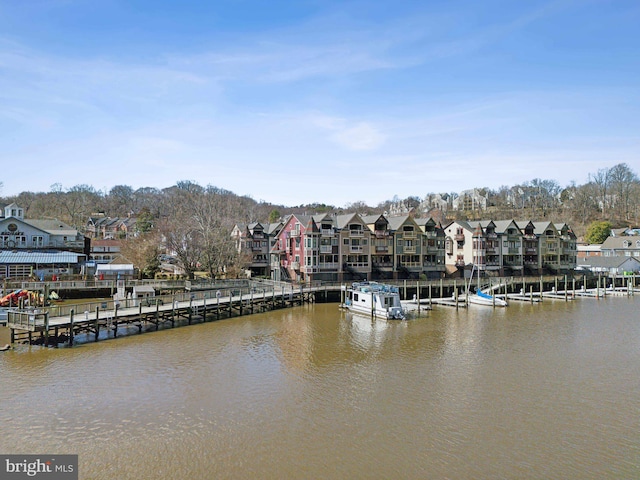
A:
[5,283,329,347]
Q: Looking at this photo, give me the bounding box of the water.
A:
[1,298,639,479]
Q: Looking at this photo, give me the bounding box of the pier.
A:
[3,273,638,347]
[5,280,333,347]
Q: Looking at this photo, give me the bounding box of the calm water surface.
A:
[1,297,639,479]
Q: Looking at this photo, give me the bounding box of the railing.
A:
[7,309,48,331]
[318,263,339,270]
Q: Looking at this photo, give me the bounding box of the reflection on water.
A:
[1,299,640,479]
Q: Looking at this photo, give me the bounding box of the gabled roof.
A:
[0,217,49,235]
[601,236,640,250]
[492,220,519,233]
[386,215,417,231]
[444,219,474,232]
[532,221,557,235]
[266,222,283,235]
[578,256,640,269]
[26,219,78,237]
[334,213,363,229]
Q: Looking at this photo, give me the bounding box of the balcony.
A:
[290,262,300,270]
[375,246,389,253]
[318,262,339,270]
[350,246,364,253]
[320,245,333,254]
[403,246,416,254]
[320,229,333,236]
[455,234,465,241]
[349,230,364,237]
[375,230,390,238]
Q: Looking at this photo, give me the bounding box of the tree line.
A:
[0,163,637,278]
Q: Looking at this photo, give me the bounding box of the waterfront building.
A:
[415,217,446,279]
[231,222,271,277]
[444,219,577,277]
[336,213,372,282]
[387,215,422,279]
[0,203,88,279]
[362,214,393,280]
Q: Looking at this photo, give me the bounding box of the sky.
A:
[1,0,639,207]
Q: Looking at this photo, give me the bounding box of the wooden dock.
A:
[6,285,323,347]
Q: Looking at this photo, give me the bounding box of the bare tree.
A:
[608,163,639,222]
[589,167,611,216]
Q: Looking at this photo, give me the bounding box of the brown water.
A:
[1,298,639,479]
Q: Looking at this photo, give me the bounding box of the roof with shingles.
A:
[601,236,640,250]
[577,256,640,269]
[26,219,78,236]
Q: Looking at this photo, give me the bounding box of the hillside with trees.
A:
[1,163,638,277]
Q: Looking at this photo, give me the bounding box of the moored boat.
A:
[342,282,406,320]
[466,289,508,307]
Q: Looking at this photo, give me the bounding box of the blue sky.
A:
[1,0,639,207]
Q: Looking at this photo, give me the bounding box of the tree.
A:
[135,207,155,234]
[585,221,612,244]
[268,209,281,223]
[608,163,639,222]
[120,233,162,279]
[589,168,611,216]
[108,185,135,215]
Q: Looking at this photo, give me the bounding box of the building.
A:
[0,203,88,279]
[86,214,138,239]
[577,256,640,275]
[443,219,577,277]
[231,222,271,277]
[271,213,447,283]
[601,235,640,259]
[90,239,122,264]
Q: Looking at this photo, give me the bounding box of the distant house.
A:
[451,189,488,211]
[577,256,640,275]
[577,243,602,258]
[86,214,138,239]
[601,235,640,259]
[90,239,122,264]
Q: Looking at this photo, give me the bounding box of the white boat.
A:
[342,282,406,320]
[465,262,508,307]
[466,289,508,307]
